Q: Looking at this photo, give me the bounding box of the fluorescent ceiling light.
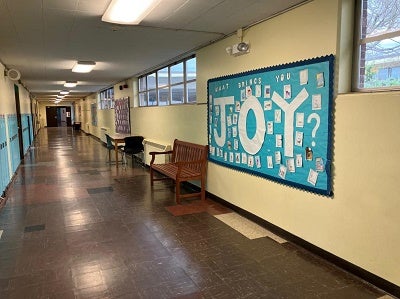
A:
[102,0,162,25]
[72,61,96,73]
[60,90,70,95]
[64,81,77,87]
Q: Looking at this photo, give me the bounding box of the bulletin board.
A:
[115,97,130,134]
[207,55,334,195]
[91,103,97,126]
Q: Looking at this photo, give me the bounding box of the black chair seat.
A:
[122,136,144,167]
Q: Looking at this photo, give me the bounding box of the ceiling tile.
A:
[0,0,310,99]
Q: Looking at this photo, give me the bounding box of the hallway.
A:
[0,128,391,298]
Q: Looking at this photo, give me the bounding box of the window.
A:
[354,0,400,90]
[138,77,147,106]
[138,56,196,106]
[98,87,115,109]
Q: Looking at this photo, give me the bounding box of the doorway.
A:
[46,106,72,127]
[14,84,24,159]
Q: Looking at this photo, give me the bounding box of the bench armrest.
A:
[149,150,173,165]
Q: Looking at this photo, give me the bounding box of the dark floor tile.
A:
[0,283,43,299]
[165,276,200,297]
[87,186,114,194]
[77,169,101,175]
[24,224,45,233]
[40,278,75,298]
[316,283,385,298]
[188,269,225,289]
[74,284,110,299]
[46,289,76,299]
[0,278,11,292]
[201,283,239,299]
[0,128,392,299]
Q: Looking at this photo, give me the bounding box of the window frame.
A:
[98,87,115,110]
[138,55,196,107]
[353,0,400,92]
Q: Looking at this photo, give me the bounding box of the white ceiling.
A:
[0,0,310,102]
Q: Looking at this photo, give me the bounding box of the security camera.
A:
[237,42,249,52]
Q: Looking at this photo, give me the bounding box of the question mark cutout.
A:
[307,113,320,147]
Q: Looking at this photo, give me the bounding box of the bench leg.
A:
[176,180,181,204]
[150,167,154,186]
[201,177,206,201]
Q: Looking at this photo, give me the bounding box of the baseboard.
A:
[84,132,101,143]
[182,182,399,298]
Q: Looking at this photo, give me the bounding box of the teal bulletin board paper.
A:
[207,55,334,195]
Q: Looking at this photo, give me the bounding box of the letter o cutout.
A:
[238,95,266,155]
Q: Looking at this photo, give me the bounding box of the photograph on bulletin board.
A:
[207,55,334,196]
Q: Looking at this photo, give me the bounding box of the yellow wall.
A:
[130,104,207,145]
[18,87,31,114]
[333,92,400,281]
[38,105,47,127]
[132,0,400,286]
[79,79,136,137]
[79,94,98,135]
[200,0,400,286]
[0,63,31,114]
[75,0,400,286]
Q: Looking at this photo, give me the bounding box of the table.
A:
[107,133,130,168]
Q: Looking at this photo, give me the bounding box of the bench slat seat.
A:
[149,139,208,204]
[151,163,201,180]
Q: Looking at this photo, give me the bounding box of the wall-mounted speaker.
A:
[5,68,21,81]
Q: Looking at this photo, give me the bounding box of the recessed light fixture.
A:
[72,61,96,73]
[60,90,70,95]
[64,81,78,87]
[102,0,162,25]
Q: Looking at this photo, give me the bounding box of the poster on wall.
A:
[91,103,97,126]
[207,55,334,195]
[115,97,130,134]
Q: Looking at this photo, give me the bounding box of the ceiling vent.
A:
[5,69,21,81]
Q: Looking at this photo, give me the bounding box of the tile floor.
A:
[0,128,395,299]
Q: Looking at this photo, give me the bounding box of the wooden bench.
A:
[149,139,208,204]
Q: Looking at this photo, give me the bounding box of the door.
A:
[58,108,67,127]
[46,106,73,127]
[14,84,24,159]
[66,107,72,126]
[46,106,58,127]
